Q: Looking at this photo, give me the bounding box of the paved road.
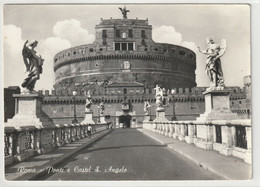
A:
[43,129,223,180]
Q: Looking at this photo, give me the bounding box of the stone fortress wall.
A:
[38,86,248,126]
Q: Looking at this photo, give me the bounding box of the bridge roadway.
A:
[43,128,223,180]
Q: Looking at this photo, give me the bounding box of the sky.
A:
[3,4,251,91]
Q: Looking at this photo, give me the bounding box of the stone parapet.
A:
[146,119,251,164]
[4,122,110,166]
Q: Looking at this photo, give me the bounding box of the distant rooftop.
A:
[99,18,149,25]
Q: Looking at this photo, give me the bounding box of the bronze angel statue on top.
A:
[198,38,227,91]
[119,6,130,19]
[21,40,44,94]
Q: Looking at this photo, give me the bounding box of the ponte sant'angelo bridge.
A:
[4,86,251,181]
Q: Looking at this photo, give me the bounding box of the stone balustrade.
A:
[4,123,110,166]
[143,119,251,164]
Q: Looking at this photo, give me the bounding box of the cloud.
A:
[181,41,197,52]
[3,18,95,90]
[3,25,25,88]
[153,26,182,45]
[152,25,198,52]
[53,19,95,46]
[36,37,71,90]
[152,25,209,87]
[3,25,72,91]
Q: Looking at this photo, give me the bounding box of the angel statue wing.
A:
[22,40,31,72]
[218,39,227,58]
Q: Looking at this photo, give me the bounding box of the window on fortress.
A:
[189,54,194,59]
[115,42,134,51]
[115,43,120,50]
[128,43,133,50]
[73,51,76,55]
[102,39,107,46]
[128,29,133,38]
[89,48,94,52]
[141,30,146,38]
[116,30,120,38]
[102,30,107,38]
[179,51,186,56]
[122,43,127,51]
[141,39,146,46]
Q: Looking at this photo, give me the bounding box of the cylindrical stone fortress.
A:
[53,18,197,91]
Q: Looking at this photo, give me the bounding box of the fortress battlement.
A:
[37,86,245,105]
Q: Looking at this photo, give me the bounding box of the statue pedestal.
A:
[100,115,106,123]
[197,90,238,121]
[81,110,95,125]
[143,115,153,130]
[143,115,151,123]
[5,94,55,159]
[153,108,168,122]
[6,94,53,129]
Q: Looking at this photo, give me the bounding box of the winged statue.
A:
[119,6,130,19]
[21,40,44,94]
[198,38,227,91]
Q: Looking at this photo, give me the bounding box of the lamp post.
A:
[171,89,177,121]
[149,103,152,121]
[72,91,78,124]
[97,106,100,123]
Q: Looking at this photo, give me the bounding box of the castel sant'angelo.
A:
[5,8,251,127]
[53,14,196,91]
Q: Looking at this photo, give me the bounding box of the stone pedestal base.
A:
[6,94,53,129]
[100,116,106,123]
[233,147,251,164]
[143,120,153,131]
[244,151,252,164]
[37,145,55,155]
[213,142,222,152]
[143,115,152,123]
[195,140,213,150]
[197,90,238,121]
[152,123,157,132]
[14,149,35,162]
[219,147,233,156]
[185,136,195,144]
[213,142,233,156]
[56,140,65,147]
[81,111,95,124]
[178,135,185,141]
[153,109,168,122]
[173,133,178,139]
[5,156,14,166]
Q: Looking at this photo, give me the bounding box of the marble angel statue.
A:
[198,38,227,91]
[21,40,44,94]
